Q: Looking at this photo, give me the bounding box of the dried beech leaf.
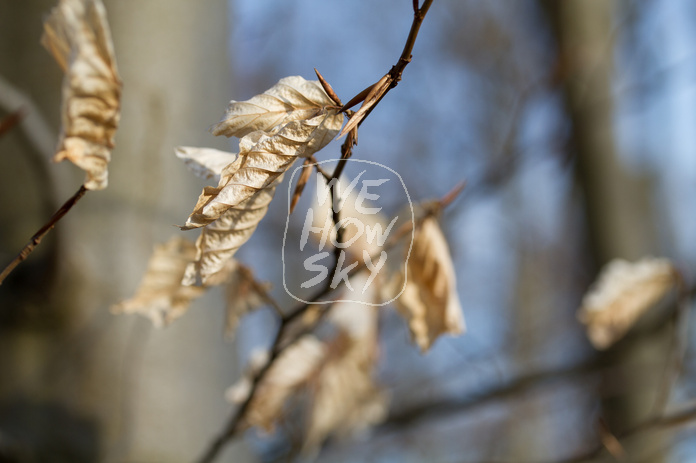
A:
[226,336,327,432]
[111,237,207,327]
[211,75,339,139]
[176,146,238,181]
[42,0,121,190]
[183,112,343,230]
[387,211,465,352]
[224,262,271,337]
[577,257,678,350]
[182,184,277,285]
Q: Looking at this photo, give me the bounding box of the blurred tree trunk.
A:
[540,0,669,459]
[0,1,251,462]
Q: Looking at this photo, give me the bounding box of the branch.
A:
[338,0,434,136]
[0,185,87,285]
[457,404,696,463]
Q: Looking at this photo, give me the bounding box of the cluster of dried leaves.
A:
[35,0,467,454]
[111,72,467,451]
[12,1,695,460]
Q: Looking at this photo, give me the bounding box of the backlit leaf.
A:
[175,146,238,181]
[385,208,465,352]
[211,75,339,139]
[182,185,276,285]
[182,112,342,230]
[42,0,121,190]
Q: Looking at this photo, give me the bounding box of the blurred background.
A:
[1,0,695,462]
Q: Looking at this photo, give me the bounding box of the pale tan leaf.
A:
[577,257,678,350]
[182,111,343,230]
[175,146,238,181]
[111,237,206,327]
[182,184,277,285]
[226,336,327,432]
[42,0,121,190]
[211,75,339,138]
[224,262,272,338]
[387,211,465,352]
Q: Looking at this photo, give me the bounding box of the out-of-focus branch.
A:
[459,403,696,463]
[384,357,601,431]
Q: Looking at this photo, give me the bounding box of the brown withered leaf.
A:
[111,237,208,327]
[226,336,327,432]
[338,73,391,138]
[577,257,678,350]
[42,0,121,190]
[182,111,343,230]
[211,75,339,139]
[224,262,272,337]
[175,146,238,181]
[385,209,465,352]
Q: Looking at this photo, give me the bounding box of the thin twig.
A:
[0,185,87,285]
[338,0,434,137]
